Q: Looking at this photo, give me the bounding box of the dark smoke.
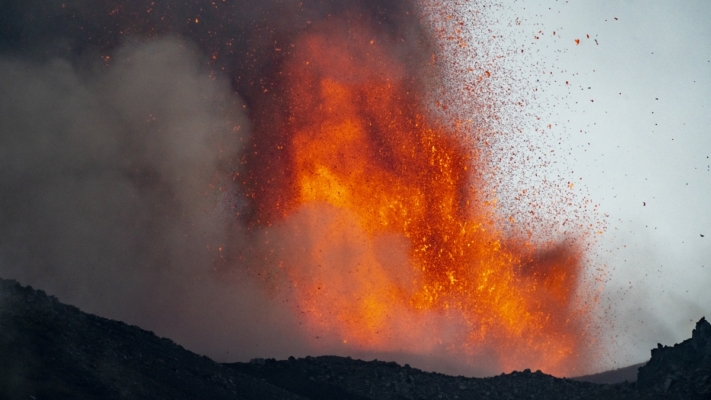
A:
[0,0,435,364]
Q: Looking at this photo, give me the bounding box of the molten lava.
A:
[242,18,593,376]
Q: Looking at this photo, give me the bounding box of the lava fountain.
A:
[235,13,597,377]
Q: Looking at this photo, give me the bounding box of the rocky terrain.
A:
[1,277,709,400]
[228,356,647,400]
[637,316,711,398]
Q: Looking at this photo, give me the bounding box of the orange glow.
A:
[242,18,594,376]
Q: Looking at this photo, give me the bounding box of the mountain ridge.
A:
[2,277,708,399]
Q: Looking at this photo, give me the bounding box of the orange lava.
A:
[242,18,593,376]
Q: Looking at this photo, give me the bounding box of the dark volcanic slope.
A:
[2,277,709,400]
[226,357,653,400]
[0,278,305,400]
[572,362,646,384]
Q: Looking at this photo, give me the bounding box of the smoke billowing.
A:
[0,0,446,368]
[0,35,315,359]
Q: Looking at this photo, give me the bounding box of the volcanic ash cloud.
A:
[0,37,312,360]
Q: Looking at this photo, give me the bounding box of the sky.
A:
[501,0,711,367]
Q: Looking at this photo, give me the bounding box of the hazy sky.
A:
[501,0,711,366]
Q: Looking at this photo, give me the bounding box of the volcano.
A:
[0,0,607,379]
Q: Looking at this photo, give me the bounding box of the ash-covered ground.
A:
[1,278,709,400]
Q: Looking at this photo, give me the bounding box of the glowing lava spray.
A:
[238,13,598,377]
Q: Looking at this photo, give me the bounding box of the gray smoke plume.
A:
[0,36,314,360]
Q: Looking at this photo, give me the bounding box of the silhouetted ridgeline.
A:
[0,278,302,400]
[1,277,709,399]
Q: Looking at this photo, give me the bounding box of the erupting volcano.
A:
[236,14,597,377]
[0,0,605,380]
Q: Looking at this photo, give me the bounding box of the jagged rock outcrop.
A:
[637,317,711,399]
